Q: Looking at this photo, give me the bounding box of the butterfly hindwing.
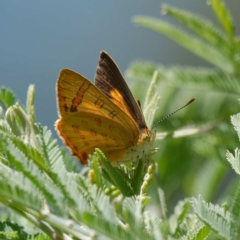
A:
[56,112,133,164]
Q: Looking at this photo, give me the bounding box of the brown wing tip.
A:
[100,51,112,61]
[100,50,108,56]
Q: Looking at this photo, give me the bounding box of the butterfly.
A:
[55,51,157,165]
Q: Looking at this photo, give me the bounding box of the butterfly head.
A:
[124,128,157,163]
[140,128,156,144]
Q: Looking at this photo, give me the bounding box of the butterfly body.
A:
[56,51,156,165]
[123,129,156,163]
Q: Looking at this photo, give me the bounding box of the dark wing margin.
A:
[94,51,147,129]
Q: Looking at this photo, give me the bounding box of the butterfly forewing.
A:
[56,69,140,164]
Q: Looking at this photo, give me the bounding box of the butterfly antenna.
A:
[151,98,196,130]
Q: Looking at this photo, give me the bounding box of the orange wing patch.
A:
[109,89,130,117]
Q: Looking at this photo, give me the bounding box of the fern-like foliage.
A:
[0,85,194,239]
[186,110,240,240]
[127,62,240,97]
[133,1,239,73]
[0,81,231,239]
[209,0,235,38]
[191,195,230,239]
[226,112,240,239]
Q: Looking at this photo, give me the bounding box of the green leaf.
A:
[227,112,240,239]
[226,148,240,175]
[169,198,190,235]
[229,180,240,240]
[95,149,135,197]
[191,195,230,239]
[156,125,212,141]
[26,85,36,125]
[131,159,144,195]
[5,106,22,137]
[162,4,232,56]
[226,113,240,175]
[0,87,16,110]
[121,198,150,239]
[143,71,159,111]
[143,71,161,129]
[133,16,234,73]
[82,212,134,240]
[144,211,164,240]
[157,187,167,220]
[33,125,82,210]
[209,0,234,38]
[181,221,210,240]
[0,163,43,212]
[230,113,240,141]
[5,138,67,216]
[29,211,94,239]
[0,221,27,240]
[127,61,240,97]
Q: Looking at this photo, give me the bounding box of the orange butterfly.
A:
[55,51,156,165]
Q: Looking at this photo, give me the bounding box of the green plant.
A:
[128,0,240,205]
[1,0,240,239]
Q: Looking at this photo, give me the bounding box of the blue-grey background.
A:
[1,1,239,138]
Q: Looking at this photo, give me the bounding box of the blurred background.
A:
[1,0,239,135]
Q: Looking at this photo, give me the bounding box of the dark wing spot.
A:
[94,96,104,110]
[95,118,101,127]
[74,146,78,151]
[90,128,97,136]
[109,110,118,119]
[102,133,107,140]
[70,105,77,112]
[81,120,88,126]
[63,104,68,112]
[109,125,114,131]
[70,83,91,112]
